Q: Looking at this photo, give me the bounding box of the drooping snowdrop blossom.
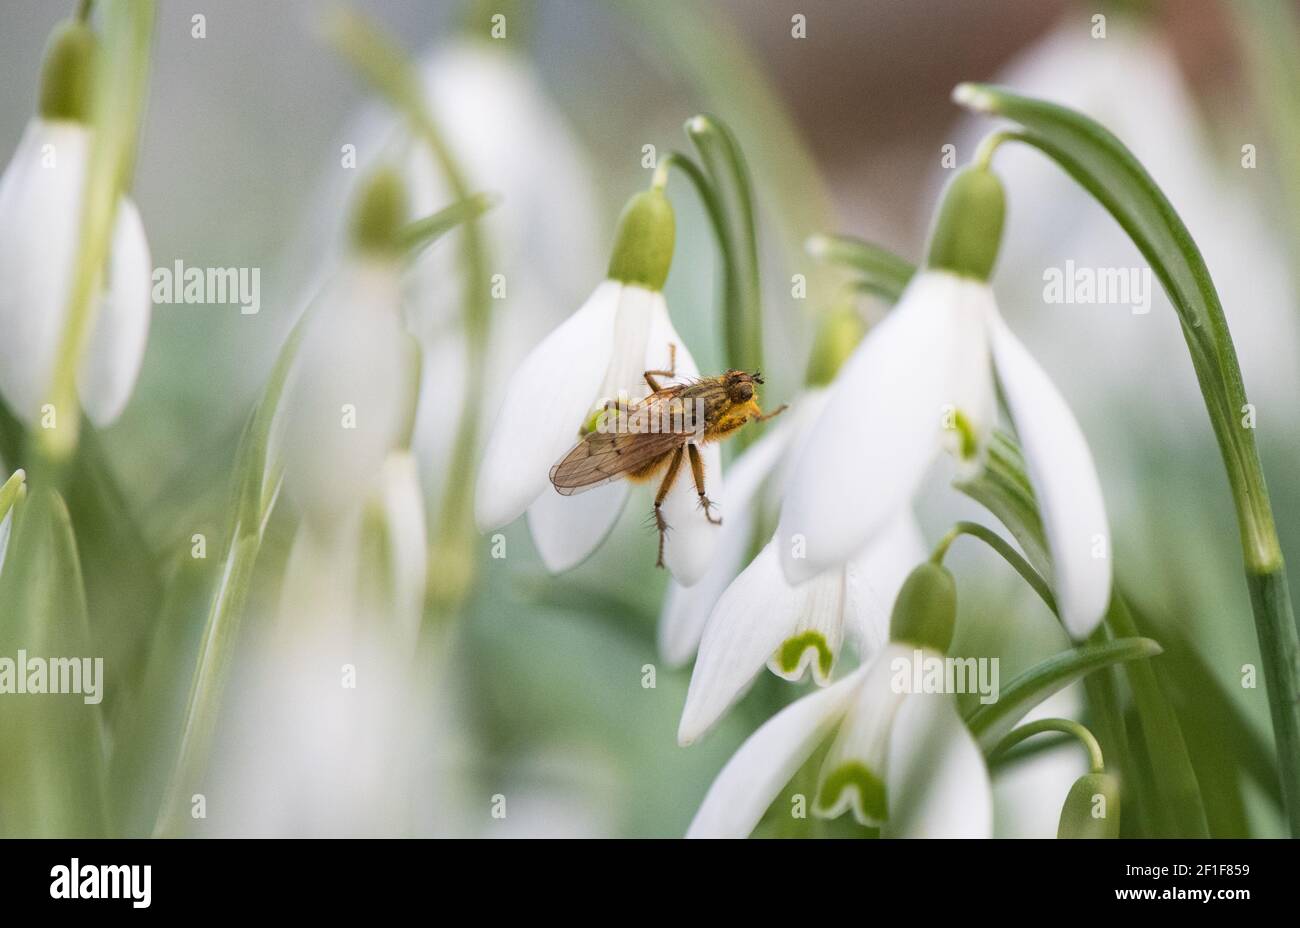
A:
[777,166,1111,639]
[296,39,602,521]
[476,187,722,584]
[947,17,1299,426]
[678,508,924,745]
[275,170,421,526]
[658,309,870,664]
[688,562,991,838]
[0,20,152,428]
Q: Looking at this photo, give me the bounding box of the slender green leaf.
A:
[966,637,1162,750]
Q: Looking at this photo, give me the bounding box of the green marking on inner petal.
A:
[952,409,978,461]
[776,631,833,679]
[817,761,887,822]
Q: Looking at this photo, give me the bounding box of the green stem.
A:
[992,718,1105,775]
[685,116,764,435]
[931,520,1057,616]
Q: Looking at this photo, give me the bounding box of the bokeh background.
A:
[1,0,1297,837]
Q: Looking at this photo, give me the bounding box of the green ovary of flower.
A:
[817,761,887,822]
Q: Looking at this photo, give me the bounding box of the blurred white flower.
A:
[948,17,1300,439]
[777,269,1111,639]
[687,642,991,838]
[678,508,923,745]
[209,451,465,836]
[0,117,151,427]
[275,255,420,524]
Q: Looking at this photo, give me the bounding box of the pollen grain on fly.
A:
[549,365,787,568]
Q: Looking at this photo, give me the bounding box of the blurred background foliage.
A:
[1,0,1298,837]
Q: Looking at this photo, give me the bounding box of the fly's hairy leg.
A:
[688,443,722,525]
[654,445,685,567]
[643,342,677,393]
[754,403,788,423]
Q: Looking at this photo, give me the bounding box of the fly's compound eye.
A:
[732,382,754,403]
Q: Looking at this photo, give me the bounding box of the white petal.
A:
[0,508,13,574]
[371,452,428,642]
[647,301,721,586]
[884,689,993,838]
[776,271,961,583]
[938,280,997,473]
[79,196,152,426]
[277,260,419,520]
[843,507,928,658]
[0,120,89,424]
[658,414,800,666]
[678,540,843,745]
[526,480,628,573]
[474,280,620,531]
[988,311,1112,638]
[685,669,863,839]
[815,643,912,825]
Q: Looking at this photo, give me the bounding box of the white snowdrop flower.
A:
[946,17,1299,433]
[687,643,991,838]
[0,21,151,428]
[777,166,1111,639]
[276,171,421,525]
[293,39,602,526]
[689,561,991,838]
[475,188,721,585]
[678,507,924,745]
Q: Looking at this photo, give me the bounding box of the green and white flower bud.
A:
[0,469,27,573]
[889,561,957,653]
[349,167,409,258]
[38,20,97,123]
[606,189,675,291]
[924,166,1005,282]
[1057,772,1121,839]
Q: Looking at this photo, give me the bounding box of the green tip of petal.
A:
[774,631,834,680]
[39,20,97,122]
[350,168,409,257]
[606,188,675,291]
[817,761,887,824]
[804,307,866,388]
[924,165,1005,281]
[890,561,957,653]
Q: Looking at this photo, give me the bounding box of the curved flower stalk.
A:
[274,171,421,527]
[777,166,1112,640]
[475,186,721,584]
[0,18,151,430]
[688,564,991,838]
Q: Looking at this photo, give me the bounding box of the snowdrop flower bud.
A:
[888,561,956,654]
[1057,771,1121,839]
[0,20,152,428]
[276,170,421,524]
